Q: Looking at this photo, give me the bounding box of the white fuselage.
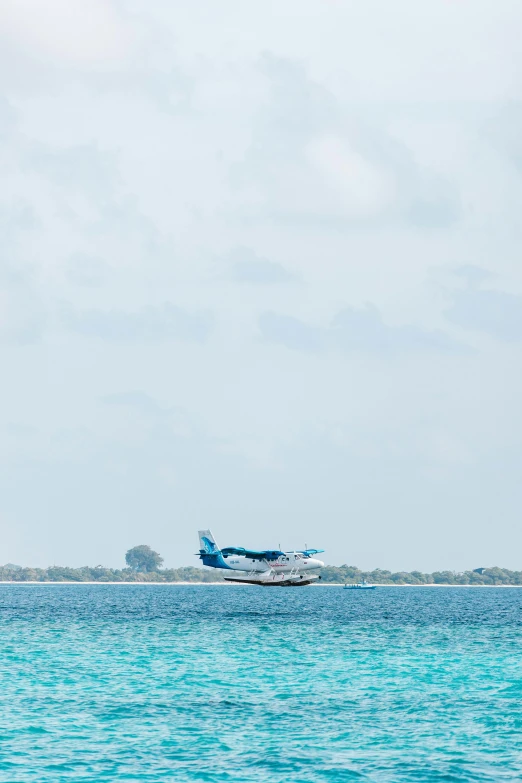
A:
[222,551,324,574]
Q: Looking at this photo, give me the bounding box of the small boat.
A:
[343,581,376,590]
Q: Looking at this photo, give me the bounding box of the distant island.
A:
[1,545,520,585]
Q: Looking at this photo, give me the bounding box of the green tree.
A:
[125,545,164,572]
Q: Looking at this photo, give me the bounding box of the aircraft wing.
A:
[298,549,324,556]
[221,547,285,560]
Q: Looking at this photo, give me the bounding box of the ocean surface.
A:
[1,586,521,783]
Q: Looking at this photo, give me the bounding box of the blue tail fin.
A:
[197,530,232,570]
[198,529,219,555]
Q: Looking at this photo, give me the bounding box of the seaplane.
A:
[197,530,325,586]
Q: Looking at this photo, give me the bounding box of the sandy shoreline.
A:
[0,581,521,587]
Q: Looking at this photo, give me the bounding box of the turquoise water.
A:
[1,586,521,782]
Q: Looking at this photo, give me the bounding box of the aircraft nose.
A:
[312,558,324,568]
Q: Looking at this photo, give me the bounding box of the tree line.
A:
[0,543,521,584]
[318,565,522,585]
[0,565,224,583]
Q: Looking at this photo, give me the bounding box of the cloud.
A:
[484,102,522,173]
[453,265,495,289]
[29,143,121,201]
[406,189,461,229]
[230,54,461,229]
[0,203,38,277]
[101,390,198,440]
[0,0,132,65]
[102,391,165,416]
[260,304,465,356]
[65,254,108,287]
[0,202,44,344]
[259,311,323,353]
[0,286,45,344]
[0,96,16,139]
[331,305,464,355]
[60,302,213,343]
[227,246,299,284]
[4,422,38,438]
[446,287,522,342]
[306,134,395,220]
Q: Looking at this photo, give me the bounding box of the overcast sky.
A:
[1,0,521,571]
